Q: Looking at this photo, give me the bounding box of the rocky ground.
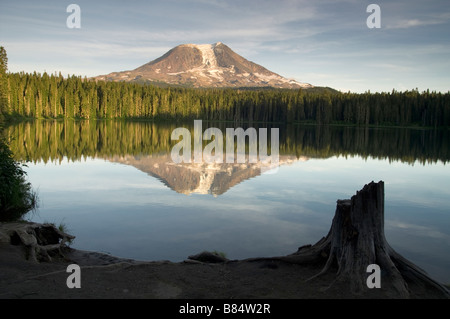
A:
[0,228,449,300]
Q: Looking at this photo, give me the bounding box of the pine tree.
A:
[0,46,8,117]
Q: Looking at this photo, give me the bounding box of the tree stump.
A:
[0,221,75,262]
[269,181,449,298]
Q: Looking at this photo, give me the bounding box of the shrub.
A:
[0,138,38,221]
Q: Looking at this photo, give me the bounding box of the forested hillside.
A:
[3,71,450,127]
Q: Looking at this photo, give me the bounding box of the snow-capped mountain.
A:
[94,42,313,89]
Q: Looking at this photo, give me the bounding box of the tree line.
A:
[0,46,38,221]
[3,71,450,127]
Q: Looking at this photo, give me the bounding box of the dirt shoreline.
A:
[1,241,449,299]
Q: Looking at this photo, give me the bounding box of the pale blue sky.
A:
[1,0,449,93]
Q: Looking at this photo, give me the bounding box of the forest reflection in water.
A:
[5,119,450,165]
[4,120,450,284]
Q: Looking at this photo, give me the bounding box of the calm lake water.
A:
[5,120,450,284]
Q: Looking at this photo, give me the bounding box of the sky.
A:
[0,0,449,93]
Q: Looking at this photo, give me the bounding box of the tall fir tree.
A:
[1,68,449,127]
[0,46,8,118]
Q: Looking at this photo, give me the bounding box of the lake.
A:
[5,119,450,284]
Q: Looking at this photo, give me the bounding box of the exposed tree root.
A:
[247,181,450,298]
[0,221,75,262]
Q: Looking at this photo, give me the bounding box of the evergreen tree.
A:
[1,70,449,127]
[0,47,38,221]
[0,138,39,221]
[0,46,8,117]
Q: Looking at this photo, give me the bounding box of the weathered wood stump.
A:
[257,181,449,298]
[0,222,75,262]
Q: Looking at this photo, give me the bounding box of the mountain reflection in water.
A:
[109,154,302,196]
[4,119,450,284]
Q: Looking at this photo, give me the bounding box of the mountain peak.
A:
[94,42,313,89]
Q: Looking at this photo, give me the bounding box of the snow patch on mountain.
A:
[194,43,219,68]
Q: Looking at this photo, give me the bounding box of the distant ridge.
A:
[93,42,313,89]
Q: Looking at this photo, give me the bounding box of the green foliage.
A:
[0,46,8,118]
[212,250,227,258]
[0,46,38,221]
[3,72,450,127]
[0,138,38,221]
